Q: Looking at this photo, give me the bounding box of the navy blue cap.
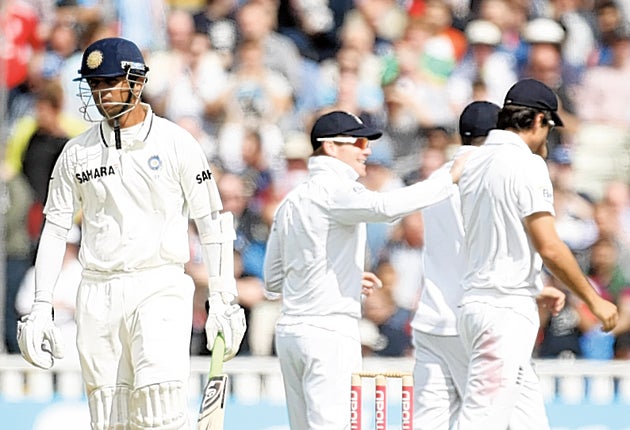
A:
[459,101,500,139]
[75,37,148,81]
[504,78,564,126]
[310,111,382,151]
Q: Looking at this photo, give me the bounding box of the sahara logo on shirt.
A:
[196,169,213,184]
[76,166,116,184]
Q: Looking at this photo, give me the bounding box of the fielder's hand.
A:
[590,296,619,333]
[449,150,472,184]
[536,286,566,316]
[361,272,383,297]
[205,292,246,361]
[17,301,65,369]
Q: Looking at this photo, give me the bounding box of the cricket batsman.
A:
[16,37,246,429]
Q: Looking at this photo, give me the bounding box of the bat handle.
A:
[210,334,225,377]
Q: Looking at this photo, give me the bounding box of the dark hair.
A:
[461,135,487,146]
[496,105,554,131]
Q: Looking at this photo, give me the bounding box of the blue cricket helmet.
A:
[75,37,149,81]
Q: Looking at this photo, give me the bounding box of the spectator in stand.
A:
[1,0,44,101]
[240,128,274,211]
[448,19,517,110]
[602,181,630,274]
[276,0,353,61]
[379,211,426,321]
[360,142,405,270]
[381,18,458,177]
[362,259,414,357]
[404,145,449,186]
[273,131,313,199]
[1,170,34,353]
[351,0,409,55]
[547,146,598,268]
[575,26,630,127]
[545,0,597,82]
[537,273,584,359]
[192,0,239,69]
[576,237,630,359]
[143,8,228,138]
[215,39,292,173]
[3,80,87,248]
[236,0,302,97]
[592,0,628,66]
[217,172,270,281]
[521,18,579,152]
[572,26,630,199]
[316,46,384,123]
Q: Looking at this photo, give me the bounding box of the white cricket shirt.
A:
[411,145,477,336]
[458,130,555,304]
[44,104,222,272]
[263,155,453,328]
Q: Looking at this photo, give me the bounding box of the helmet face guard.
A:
[77,67,147,122]
[74,37,149,122]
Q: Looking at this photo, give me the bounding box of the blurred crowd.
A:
[2,0,630,362]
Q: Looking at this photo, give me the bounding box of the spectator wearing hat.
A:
[521,23,579,154]
[447,19,517,111]
[263,110,469,430]
[455,78,617,430]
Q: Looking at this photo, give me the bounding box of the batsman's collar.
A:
[310,111,382,151]
[504,78,564,127]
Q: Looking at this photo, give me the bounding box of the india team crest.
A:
[148,155,161,170]
[86,50,104,69]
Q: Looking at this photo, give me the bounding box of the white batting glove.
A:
[17,302,65,369]
[205,292,246,361]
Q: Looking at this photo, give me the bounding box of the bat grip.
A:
[209,334,225,377]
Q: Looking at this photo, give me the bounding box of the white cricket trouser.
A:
[275,319,362,430]
[412,330,468,430]
[455,300,550,430]
[76,265,194,395]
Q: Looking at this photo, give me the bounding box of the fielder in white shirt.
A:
[16,37,246,430]
[411,101,500,429]
[263,110,467,430]
[456,79,618,430]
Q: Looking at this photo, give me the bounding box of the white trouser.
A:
[412,330,468,430]
[76,265,194,427]
[275,319,362,430]
[455,301,550,430]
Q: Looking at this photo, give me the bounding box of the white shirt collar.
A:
[308,155,360,182]
[483,129,532,153]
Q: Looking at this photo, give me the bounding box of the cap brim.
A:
[551,111,564,127]
[342,126,383,140]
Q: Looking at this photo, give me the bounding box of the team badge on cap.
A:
[86,50,104,69]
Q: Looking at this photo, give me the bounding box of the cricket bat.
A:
[197,334,228,429]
